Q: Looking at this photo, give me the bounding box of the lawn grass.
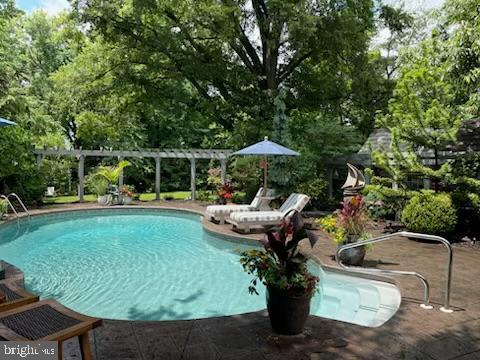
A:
[43,191,192,204]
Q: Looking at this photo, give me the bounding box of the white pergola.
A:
[34,148,232,202]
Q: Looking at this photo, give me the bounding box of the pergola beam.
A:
[33,148,232,160]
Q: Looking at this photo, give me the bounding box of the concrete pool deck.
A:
[3,201,480,359]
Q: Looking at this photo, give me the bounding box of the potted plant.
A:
[239,210,319,335]
[94,160,131,205]
[318,195,370,266]
[217,181,234,205]
[0,199,8,219]
[120,185,135,205]
[86,175,109,205]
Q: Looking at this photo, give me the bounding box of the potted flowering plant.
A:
[217,181,234,205]
[120,185,135,205]
[318,195,370,266]
[239,210,319,335]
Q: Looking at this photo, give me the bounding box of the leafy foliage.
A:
[402,192,458,235]
[295,178,328,210]
[362,184,412,221]
[0,0,415,202]
[85,174,108,196]
[94,160,131,185]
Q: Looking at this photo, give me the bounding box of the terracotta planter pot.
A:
[266,286,313,335]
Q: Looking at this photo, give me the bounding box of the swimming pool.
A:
[0,209,401,326]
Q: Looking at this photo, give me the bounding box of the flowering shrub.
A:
[120,185,135,198]
[239,210,319,295]
[318,215,345,244]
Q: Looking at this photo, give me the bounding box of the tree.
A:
[0,9,82,201]
[71,0,377,140]
[373,38,461,188]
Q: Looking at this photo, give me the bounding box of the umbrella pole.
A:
[263,154,267,196]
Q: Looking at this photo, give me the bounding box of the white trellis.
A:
[33,148,232,202]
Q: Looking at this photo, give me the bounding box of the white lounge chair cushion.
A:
[229,193,310,224]
[206,187,271,217]
[206,204,254,216]
[229,210,283,223]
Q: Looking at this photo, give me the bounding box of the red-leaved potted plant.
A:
[318,195,370,266]
[217,181,234,205]
[240,210,319,335]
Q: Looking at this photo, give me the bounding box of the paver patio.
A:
[5,201,480,359]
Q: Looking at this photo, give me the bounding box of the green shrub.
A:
[362,185,412,221]
[401,193,457,235]
[0,199,8,218]
[230,157,261,202]
[232,192,246,204]
[295,178,328,209]
[196,191,213,202]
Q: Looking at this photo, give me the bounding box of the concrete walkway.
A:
[5,201,480,359]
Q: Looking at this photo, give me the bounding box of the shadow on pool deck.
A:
[14,201,480,359]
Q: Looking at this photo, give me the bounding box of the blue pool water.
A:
[0,210,401,326]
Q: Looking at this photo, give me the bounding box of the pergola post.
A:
[220,159,227,184]
[78,155,85,203]
[36,154,43,168]
[155,157,161,201]
[327,167,334,199]
[190,158,196,201]
[423,178,431,190]
[118,156,124,188]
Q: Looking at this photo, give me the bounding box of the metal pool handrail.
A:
[1,195,19,220]
[6,193,30,220]
[336,231,453,313]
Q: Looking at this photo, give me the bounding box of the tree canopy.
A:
[0,0,426,201]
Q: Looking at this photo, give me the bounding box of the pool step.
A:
[311,271,401,327]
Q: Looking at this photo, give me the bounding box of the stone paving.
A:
[5,201,480,359]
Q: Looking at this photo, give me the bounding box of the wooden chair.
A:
[0,280,39,312]
[0,299,102,360]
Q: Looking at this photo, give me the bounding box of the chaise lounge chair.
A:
[0,279,39,313]
[0,299,102,360]
[227,193,310,233]
[205,187,275,224]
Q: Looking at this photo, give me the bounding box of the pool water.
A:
[0,210,401,326]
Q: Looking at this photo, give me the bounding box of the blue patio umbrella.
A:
[234,136,299,195]
[0,118,16,127]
